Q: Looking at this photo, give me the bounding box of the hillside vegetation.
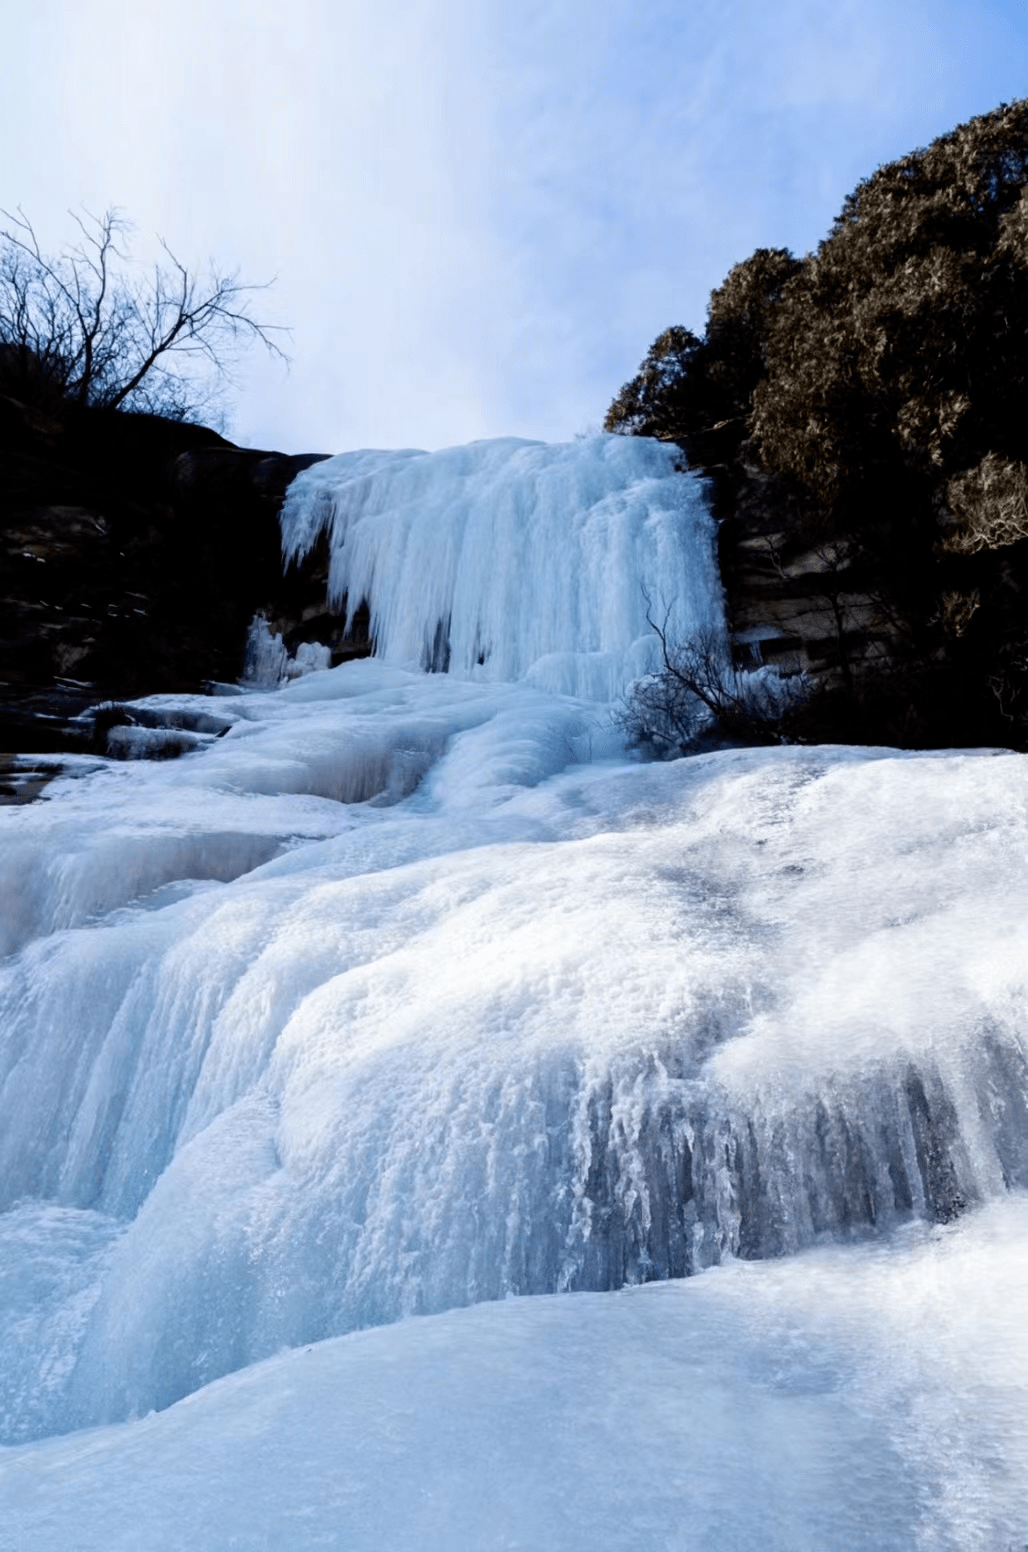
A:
[607,100,1028,749]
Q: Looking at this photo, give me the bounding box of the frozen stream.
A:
[2,436,1027,1544]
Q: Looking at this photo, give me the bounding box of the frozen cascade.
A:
[279,435,722,697]
[2,432,1028,1502]
[3,717,1028,1441]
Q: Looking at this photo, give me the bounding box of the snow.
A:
[2,432,1028,1543]
[4,1200,1028,1549]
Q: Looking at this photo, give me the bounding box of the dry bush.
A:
[945,454,1028,553]
[615,613,807,756]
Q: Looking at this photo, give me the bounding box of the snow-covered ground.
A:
[2,436,1027,1547]
[6,1199,1028,1551]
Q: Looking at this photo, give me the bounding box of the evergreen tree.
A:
[608,99,1028,747]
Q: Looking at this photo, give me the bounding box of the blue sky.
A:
[2,0,1026,452]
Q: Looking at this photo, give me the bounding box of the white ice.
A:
[279,435,720,696]
[241,615,333,688]
[4,1199,1028,1550]
[3,691,1027,1445]
[1,433,1027,1542]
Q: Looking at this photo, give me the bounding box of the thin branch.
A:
[0,205,290,419]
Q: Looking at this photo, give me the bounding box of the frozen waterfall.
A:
[2,434,1028,1547]
[279,435,721,697]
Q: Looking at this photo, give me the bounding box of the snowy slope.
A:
[7,1199,1028,1551]
[2,434,1027,1546]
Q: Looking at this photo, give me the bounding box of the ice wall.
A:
[279,435,721,698]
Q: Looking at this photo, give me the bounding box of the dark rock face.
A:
[712,450,897,684]
[0,395,368,753]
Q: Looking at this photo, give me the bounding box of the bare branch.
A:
[615,600,809,756]
[0,205,289,421]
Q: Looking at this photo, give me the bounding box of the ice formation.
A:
[6,1199,1028,1550]
[241,615,332,688]
[279,435,721,697]
[2,434,1028,1542]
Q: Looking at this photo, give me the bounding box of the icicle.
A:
[279,435,722,698]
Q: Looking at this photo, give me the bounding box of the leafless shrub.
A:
[615,602,808,756]
[944,455,1028,554]
[935,588,982,638]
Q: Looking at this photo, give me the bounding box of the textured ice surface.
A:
[4,1199,1028,1551]
[2,432,1027,1538]
[279,435,721,696]
[241,615,332,688]
[1,659,1027,1443]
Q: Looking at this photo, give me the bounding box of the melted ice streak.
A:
[1,435,1027,1454]
[279,435,720,696]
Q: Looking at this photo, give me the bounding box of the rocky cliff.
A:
[0,397,370,755]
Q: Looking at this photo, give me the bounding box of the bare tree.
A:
[0,206,288,420]
[615,595,807,755]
